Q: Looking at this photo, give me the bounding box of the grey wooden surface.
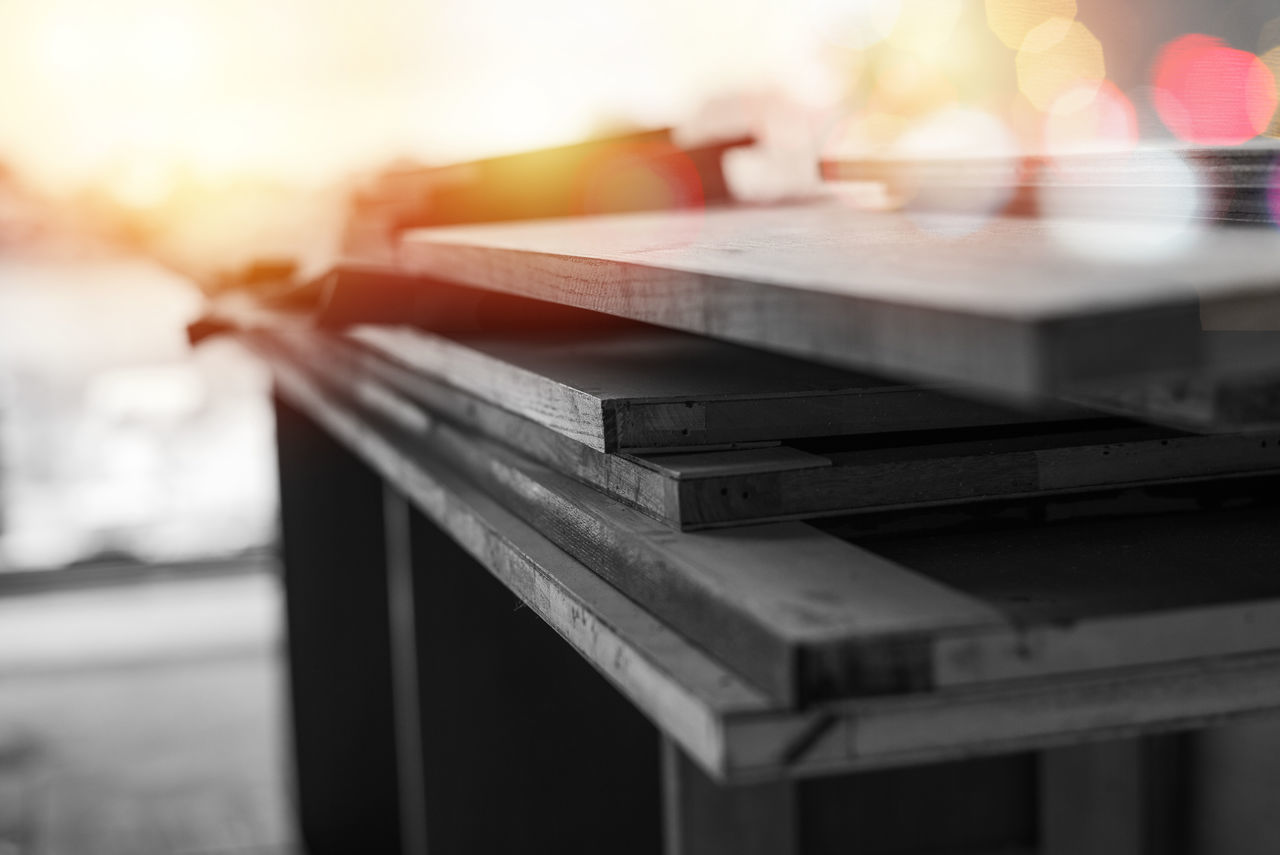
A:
[349,321,1065,452]
[395,200,1280,398]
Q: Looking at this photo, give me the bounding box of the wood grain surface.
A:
[320,330,1280,530]
[396,200,1280,397]
[349,321,1068,451]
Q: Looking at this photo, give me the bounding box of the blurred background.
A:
[1,1,1278,852]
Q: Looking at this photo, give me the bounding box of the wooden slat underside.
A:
[395,200,1280,397]
[249,332,1280,781]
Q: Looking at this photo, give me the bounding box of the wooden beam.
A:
[273,395,406,855]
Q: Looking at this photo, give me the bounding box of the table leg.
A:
[275,394,406,855]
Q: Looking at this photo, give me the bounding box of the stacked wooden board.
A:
[201,174,1280,783]
[335,321,1280,530]
[234,319,1280,782]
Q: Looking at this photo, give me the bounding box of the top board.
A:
[395,200,1280,399]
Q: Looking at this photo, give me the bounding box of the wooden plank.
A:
[382,488,428,855]
[320,330,1280,530]
[721,652,1280,781]
[256,336,1280,783]
[349,322,1068,452]
[304,328,681,523]
[664,425,1280,528]
[395,200,1280,397]
[274,329,1280,705]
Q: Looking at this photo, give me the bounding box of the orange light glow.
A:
[1152,35,1278,145]
[0,0,856,202]
[1044,80,1137,155]
[576,142,705,216]
[1016,18,1105,111]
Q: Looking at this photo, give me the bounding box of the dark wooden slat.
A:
[663,737,1038,855]
[662,739,797,855]
[350,322,1067,452]
[273,395,404,855]
[396,201,1280,398]
[383,488,428,855]
[1041,736,1190,855]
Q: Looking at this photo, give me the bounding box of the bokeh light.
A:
[1041,149,1206,262]
[1044,80,1138,155]
[1016,18,1106,111]
[1152,34,1277,145]
[985,0,1076,51]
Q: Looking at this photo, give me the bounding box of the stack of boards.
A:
[224,191,1280,780]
